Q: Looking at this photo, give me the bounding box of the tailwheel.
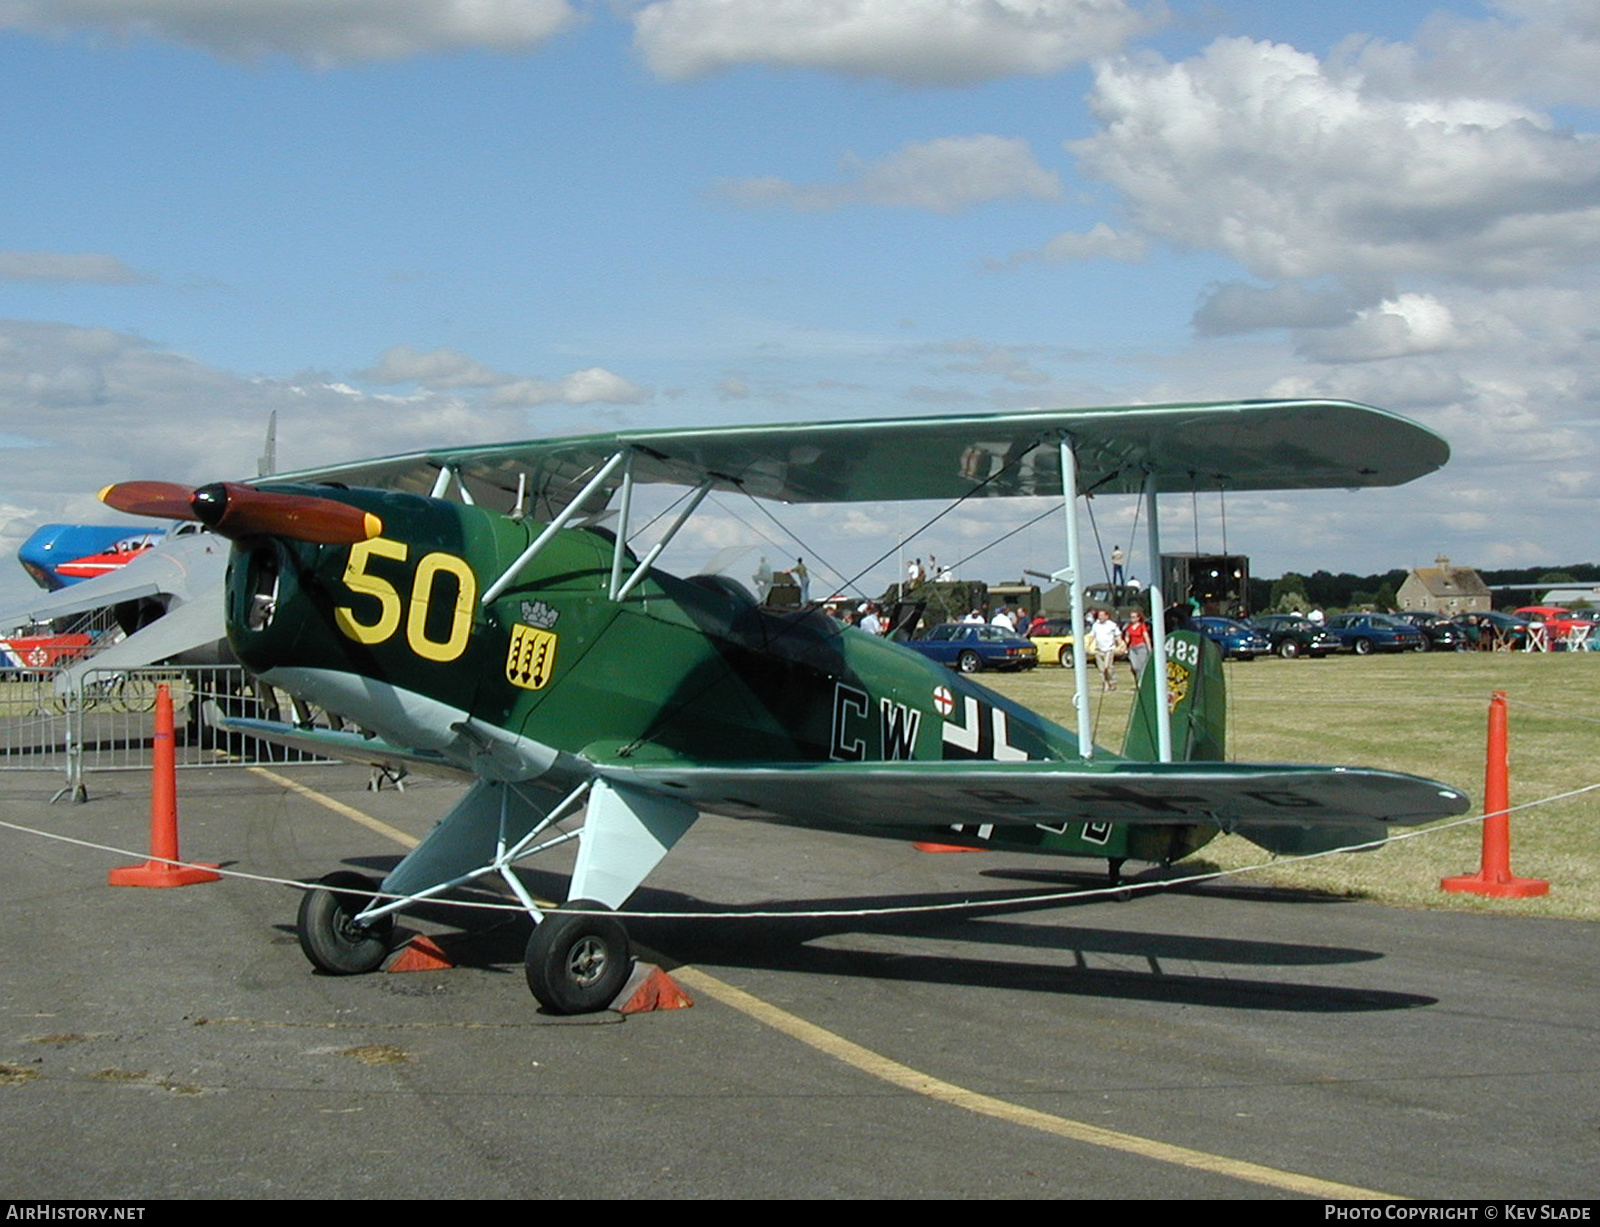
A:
[298,871,394,975]
[524,899,632,1014]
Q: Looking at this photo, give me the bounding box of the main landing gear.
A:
[294,877,636,1014]
[523,900,633,1014]
[290,778,688,1014]
[297,871,395,975]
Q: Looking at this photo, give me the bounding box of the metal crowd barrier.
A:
[0,663,334,801]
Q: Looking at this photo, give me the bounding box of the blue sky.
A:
[1,1,1597,604]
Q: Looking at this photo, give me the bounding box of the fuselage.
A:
[226,485,1089,778]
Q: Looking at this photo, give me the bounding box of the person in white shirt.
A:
[1089,609,1124,691]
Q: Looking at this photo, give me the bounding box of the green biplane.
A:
[101,399,1469,1013]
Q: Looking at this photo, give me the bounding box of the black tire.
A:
[1277,638,1300,659]
[1057,646,1074,668]
[1413,638,1429,652]
[1353,637,1373,656]
[524,899,632,1014]
[298,871,393,975]
[957,650,983,674]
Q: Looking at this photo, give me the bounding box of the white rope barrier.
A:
[3,774,1593,922]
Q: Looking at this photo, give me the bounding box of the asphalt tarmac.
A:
[1,764,1594,1200]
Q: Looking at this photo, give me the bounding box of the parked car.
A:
[1459,610,1534,650]
[1321,612,1426,654]
[1026,616,1076,667]
[1247,614,1341,659]
[1513,605,1598,649]
[905,622,1038,673]
[1191,616,1271,661]
[1393,611,1469,651]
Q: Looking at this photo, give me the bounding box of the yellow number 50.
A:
[335,537,477,663]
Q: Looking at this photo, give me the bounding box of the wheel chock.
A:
[110,684,220,888]
[386,934,456,973]
[618,963,693,1014]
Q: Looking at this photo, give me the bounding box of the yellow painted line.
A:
[249,768,1395,1199]
[247,766,419,849]
[671,965,1398,1200]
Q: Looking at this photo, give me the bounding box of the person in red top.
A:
[1124,609,1150,683]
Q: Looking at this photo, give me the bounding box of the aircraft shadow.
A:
[315,859,1429,1014]
[978,864,1362,906]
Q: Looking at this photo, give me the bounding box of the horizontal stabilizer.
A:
[57,594,229,692]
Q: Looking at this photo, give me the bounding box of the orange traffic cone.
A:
[1442,690,1548,898]
[109,684,221,888]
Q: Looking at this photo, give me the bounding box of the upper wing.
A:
[265,399,1449,513]
[594,758,1470,830]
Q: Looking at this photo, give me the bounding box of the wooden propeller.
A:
[99,481,382,545]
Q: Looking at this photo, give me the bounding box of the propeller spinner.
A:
[99,480,382,545]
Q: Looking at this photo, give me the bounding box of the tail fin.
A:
[1122,629,1226,763]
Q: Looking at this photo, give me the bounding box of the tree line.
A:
[1250,564,1600,614]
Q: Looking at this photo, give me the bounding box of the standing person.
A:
[793,557,809,603]
[1123,608,1150,683]
[1111,544,1126,591]
[991,606,1016,632]
[858,603,884,635]
[1090,609,1124,692]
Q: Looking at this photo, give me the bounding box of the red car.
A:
[1513,606,1597,648]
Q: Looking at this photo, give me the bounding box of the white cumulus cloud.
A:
[490,367,650,407]
[633,0,1156,85]
[0,251,152,284]
[719,135,1061,214]
[1296,292,1466,363]
[0,0,580,65]
[360,344,505,389]
[1071,36,1600,285]
[1342,0,1600,109]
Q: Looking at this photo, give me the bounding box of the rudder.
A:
[1122,629,1226,763]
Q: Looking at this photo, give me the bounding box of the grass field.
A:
[982,651,1600,922]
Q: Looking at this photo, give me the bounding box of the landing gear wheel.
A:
[298,871,394,975]
[957,650,983,674]
[524,899,632,1014]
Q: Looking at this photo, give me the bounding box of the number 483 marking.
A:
[334,537,477,663]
